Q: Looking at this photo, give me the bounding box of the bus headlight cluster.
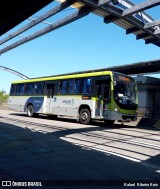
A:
[114,106,118,112]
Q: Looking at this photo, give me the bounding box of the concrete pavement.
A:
[0,110,160,188]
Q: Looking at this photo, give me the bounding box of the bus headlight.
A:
[114,106,118,112]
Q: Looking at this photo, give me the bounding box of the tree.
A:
[0,90,9,105]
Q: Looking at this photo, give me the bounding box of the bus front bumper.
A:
[108,111,137,122]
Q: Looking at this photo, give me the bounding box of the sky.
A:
[0,1,160,94]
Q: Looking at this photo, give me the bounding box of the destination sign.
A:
[119,76,131,82]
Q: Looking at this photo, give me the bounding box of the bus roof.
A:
[12,69,131,84]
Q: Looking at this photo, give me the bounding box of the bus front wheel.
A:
[79,108,91,125]
[27,105,34,117]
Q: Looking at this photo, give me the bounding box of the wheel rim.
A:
[81,112,88,122]
[28,106,33,116]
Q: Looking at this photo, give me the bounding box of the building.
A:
[135,76,160,119]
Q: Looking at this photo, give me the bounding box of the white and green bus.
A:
[8,70,138,125]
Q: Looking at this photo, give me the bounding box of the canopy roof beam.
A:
[0,0,159,54]
[136,33,149,40]
[144,19,160,29]
[95,2,160,40]
[154,29,160,35]
[122,0,160,17]
[0,0,76,46]
[0,5,94,55]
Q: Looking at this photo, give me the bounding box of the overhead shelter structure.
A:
[106,59,160,76]
[0,0,160,55]
[37,58,160,77]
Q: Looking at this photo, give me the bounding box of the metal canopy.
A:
[0,0,160,55]
[31,59,160,79]
[107,59,160,75]
[0,0,54,36]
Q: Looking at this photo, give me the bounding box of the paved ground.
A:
[0,110,160,189]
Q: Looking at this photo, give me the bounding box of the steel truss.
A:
[0,66,29,79]
[0,0,159,55]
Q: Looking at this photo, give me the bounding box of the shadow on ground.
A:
[9,112,160,131]
[137,118,160,129]
[0,114,160,188]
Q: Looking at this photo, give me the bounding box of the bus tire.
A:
[27,105,34,117]
[79,108,91,125]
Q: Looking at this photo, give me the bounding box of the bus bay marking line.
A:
[86,146,141,162]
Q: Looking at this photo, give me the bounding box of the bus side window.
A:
[24,83,34,95]
[74,79,81,94]
[68,80,73,94]
[59,80,73,94]
[82,78,91,94]
[34,82,44,95]
[61,81,66,94]
[10,84,17,95]
[16,84,25,95]
[74,78,91,94]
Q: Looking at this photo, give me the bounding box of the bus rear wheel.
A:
[79,108,91,125]
[27,105,34,117]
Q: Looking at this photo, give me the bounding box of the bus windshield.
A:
[113,74,137,110]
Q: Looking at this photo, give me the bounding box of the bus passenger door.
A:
[102,84,110,118]
[95,81,110,118]
[45,83,55,113]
